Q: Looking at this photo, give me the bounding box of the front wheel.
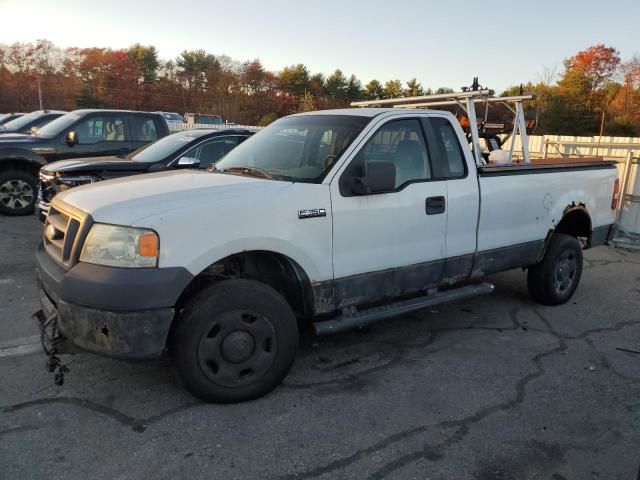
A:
[172,279,298,403]
[527,233,583,305]
[0,169,38,216]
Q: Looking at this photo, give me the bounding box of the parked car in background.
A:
[0,113,25,126]
[37,128,256,221]
[0,110,66,134]
[0,109,170,215]
[157,112,184,128]
[184,112,224,126]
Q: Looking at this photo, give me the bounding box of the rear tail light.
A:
[612,178,620,210]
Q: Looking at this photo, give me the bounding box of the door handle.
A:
[425,196,445,215]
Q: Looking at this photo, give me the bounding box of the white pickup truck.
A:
[34,107,619,402]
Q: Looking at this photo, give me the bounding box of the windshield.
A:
[36,113,81,138]
[0,111,40,130]
[216,115,370,183]
[129,130,204,162]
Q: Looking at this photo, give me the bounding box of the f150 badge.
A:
[298,208,326,219]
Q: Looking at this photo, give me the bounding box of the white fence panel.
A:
[167,122,262,133]
[503,135,640,161]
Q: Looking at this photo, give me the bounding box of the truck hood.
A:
[43,156,149,175]
[55,170,292,225]
[0,133,40,143]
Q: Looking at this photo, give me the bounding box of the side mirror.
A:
[351,161,396,195]
[177,156,200,168]
[65,131,77,146]
[29,126,39,135]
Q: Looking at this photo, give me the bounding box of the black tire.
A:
[527,233,583,306]
[172,279,298,403]
[0,169,37,216]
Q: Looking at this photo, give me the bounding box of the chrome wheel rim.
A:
[197,310,278,387]
[553,251,577,294]
[0,179,34,210]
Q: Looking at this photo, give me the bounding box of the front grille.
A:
[43,206,81,268]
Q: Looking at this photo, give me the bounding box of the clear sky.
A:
[1,0,639,92]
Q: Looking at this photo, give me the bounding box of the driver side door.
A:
[329,117,448,308]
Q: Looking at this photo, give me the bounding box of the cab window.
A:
[75,116,126,144]
[131,116,159,142]
[342,119,431,192]
[421,117,467,179]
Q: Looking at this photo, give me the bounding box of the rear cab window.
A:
[131,115,160,142]
[421,117,467,179]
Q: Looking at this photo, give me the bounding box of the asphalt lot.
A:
[1,214,639,480]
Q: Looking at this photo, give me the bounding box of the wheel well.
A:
[0,159,39,176]
[176,251,315,320]
[554,207,592,245]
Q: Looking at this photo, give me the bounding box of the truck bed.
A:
[473,160,618,275]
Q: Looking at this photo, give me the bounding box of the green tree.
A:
[346,74,362,102]
[363,79,384,100]
[310,72,325,97]
[128,44,159,83]
[326,69,348,101]
[382,79,403,99]
[405,78,423,96]
[279,64,310,97]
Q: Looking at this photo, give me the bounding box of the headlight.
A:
[80,224,159,268]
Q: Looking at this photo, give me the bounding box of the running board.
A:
[313,282,495,335]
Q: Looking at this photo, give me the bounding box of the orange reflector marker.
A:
[138,232,159,257]
[612,178,620,210]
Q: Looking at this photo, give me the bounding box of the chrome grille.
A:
[43,206,81,268]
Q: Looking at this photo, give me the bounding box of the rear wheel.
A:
[172,279,298,403]
[0,169,37,216]
[527,233,583,305]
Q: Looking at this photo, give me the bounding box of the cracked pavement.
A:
[1,216,639,479]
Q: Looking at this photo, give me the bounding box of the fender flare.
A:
[0,148,47,170]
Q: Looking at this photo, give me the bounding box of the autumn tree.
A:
[2,39,638,135]
[558,44,621,133]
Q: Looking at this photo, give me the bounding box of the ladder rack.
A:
[350,90,535,165]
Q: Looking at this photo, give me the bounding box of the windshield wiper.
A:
[222,166,273,180]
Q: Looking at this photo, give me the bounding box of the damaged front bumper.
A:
[34,242,192,360]
[34,289,175,360]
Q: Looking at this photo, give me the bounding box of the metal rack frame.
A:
[351,91,535,165]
